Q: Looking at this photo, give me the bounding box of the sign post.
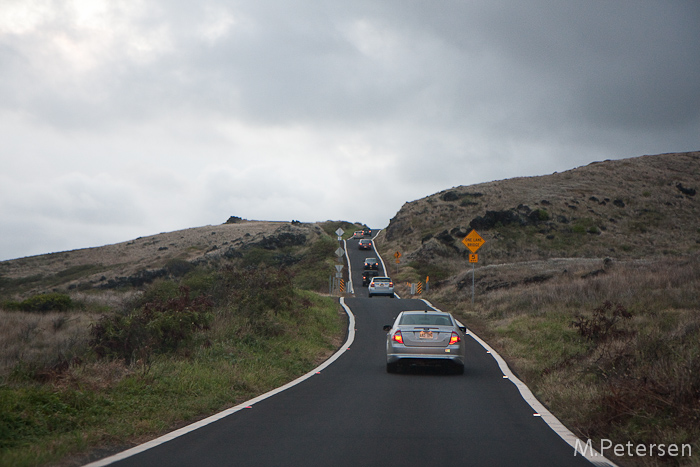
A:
[334,247,345,295]
[461,230,485,306]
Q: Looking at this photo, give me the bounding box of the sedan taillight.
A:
[392,330,403,344]
[449,331,461,345]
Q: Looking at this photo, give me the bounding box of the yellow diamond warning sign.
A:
[462,230,485,253]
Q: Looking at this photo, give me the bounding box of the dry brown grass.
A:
[465,255,699,315]
[0,290,143,383]
[415,255,700,467]
[51,360,135,392]
[0,310,95,377]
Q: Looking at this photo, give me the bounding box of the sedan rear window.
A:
[400,314,452,326]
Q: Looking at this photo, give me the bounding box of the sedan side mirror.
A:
[383,325,392,332]
[459,326,467,333]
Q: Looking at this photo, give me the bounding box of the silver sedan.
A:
[368,276,394,298]
[383,310,467,374]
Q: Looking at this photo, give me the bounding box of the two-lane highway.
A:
[92,235,608,466]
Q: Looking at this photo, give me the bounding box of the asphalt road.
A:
[98,236,603,467]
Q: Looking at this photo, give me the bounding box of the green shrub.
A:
[165,259,195,277]
[319,221,358,238]
[136,279,180,305]
[532,209,550,222]
[219,265,295,317]
[214,265,307,337]
[240,248,278,268]
[181,269,217,297]
[305,236,336,262]
[6,293,74,312]
[89,286,213,364]
[292,236,336,291]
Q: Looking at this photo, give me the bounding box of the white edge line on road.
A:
[83,299,357,467]
[371,229,401,299]
[421,298,618,467]
[342,238,354,295]
[372,230,388,276]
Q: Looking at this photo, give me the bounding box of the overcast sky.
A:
[1,1,698,261]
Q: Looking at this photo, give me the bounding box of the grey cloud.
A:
[0,0,698,260]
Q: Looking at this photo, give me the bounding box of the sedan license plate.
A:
[419,330,433,339]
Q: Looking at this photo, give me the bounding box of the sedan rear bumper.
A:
[386,345,465,366]
[369,290,394,297]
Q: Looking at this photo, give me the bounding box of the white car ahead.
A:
[368,276,394,298]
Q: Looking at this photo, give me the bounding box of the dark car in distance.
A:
[363,257,379,270]
[358,239,372,250]
[362,269,379,286]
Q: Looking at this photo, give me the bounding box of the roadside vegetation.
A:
[417,254,700,467]
[0,224,349,467]
[377,152,699,466]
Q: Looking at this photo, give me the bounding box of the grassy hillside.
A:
[0,220,360,466]
[376,151,699,466]
[383,152,698,266]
